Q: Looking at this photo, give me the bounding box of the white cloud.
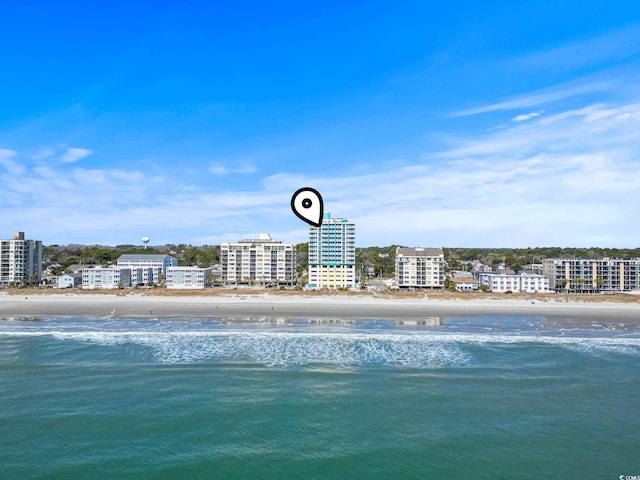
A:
[2,88,640,247]
[0,148,25,175]
[209,163,257,175]
[59,147,92,163]
[514,23,640,72]
[453,81,609,117]
[453,24,640,120]
[260,100,640,247]
[512,111,543,122]
[32,147,56,161]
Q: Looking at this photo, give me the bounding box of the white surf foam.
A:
[3,326,640,366]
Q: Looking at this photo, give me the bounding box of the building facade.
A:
[395,247,445,289]
[129,267,153,286]
[542,258,640,293]
[0,231,43,286]
[451,277,479,292]
[477,272,550,293]
[81,267,132,289]
[220,234,296,286]
[166,266,212,289]
[308,213,356,289]
[57,273,80,288]
[116,254,177,284]
[472,262,493,274]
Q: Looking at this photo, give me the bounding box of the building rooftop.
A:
[451,277,479,283]
[66,264,88,272]
[480,271,547,277]
[167,266,212,270]
[235,235,282,243]
[117,254,175,261]
[396,247,444,257]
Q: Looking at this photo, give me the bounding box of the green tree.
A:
[443,277,456,291]
[49,265,64,276]
[296,242,308,276]
[62,256,82,270]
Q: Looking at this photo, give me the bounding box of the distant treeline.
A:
[352,246,640,277]
[43,244,640,277]
[445,247,640,272]
[448,247,640,261]
[43,244,220,275]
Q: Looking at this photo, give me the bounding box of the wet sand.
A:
[1,292,640,327]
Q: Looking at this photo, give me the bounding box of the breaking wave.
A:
[1,317,640,366]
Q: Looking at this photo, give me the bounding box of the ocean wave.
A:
[53,331,474,367]
[2,325,640,366]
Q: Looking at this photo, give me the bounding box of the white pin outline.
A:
[291,187,324,228]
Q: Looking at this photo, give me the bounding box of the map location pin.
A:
[291,187,324,228]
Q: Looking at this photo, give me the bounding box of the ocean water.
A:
[1,315,639,479]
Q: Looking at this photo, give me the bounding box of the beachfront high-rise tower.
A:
[0,231,42,286]
[221,234,297,287]
[308,213,356,289]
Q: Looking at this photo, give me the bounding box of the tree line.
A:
[43,244,640,277]
[43,244,220,275]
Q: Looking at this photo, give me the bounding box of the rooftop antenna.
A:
[142,236,150,250]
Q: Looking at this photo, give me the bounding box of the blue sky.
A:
[1,1,640,247]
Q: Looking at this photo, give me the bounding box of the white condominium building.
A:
[395,247,445,289]
[82,266,132,289]
[308,213,356,289]
[477,272,550,293]
[129,267,153,286]
[166,266,212,289]
[117,254,178,284]
[542,258,640,293]
[221,234,296,286]
[0,231,43,286]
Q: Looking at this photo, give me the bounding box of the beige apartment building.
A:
[395,247,445,289]
[221,234,296,287]
[542,258,640,293]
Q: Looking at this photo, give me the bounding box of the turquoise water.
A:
[1,316,639,479]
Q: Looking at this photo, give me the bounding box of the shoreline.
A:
[2,291,640,328]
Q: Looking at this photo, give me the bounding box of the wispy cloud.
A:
[2,84,640,247]
[442,101,640,159]
[59,147,92,163]
[209,163,258,175]
[514,23,640,72]
[257,98,640,247]
[453,80,610,117]
[0,149,25,175]
[512,111,543,122]
[30,146,93,163]
[454,23,640,119]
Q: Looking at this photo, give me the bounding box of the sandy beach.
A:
[2,290,640,328]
